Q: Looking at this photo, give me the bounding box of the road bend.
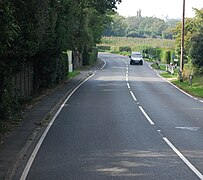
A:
[17,53,203,180]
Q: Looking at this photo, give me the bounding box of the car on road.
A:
[129,52,143,65]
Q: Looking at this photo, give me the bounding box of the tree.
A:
[189,8,203,68]
[0,0,122,130]
[103,13,128,37]
[190,31,203,67]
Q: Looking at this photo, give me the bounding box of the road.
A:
[18,53,203,179]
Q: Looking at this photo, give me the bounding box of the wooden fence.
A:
[13,61,33,97]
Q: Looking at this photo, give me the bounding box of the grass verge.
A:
[172,76,203,98]
[68,71,80,79]
[160,71,203,98]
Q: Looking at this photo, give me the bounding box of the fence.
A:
[13,61,33,97]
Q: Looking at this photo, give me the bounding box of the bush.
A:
[97,45,111,51]
[163,50,171,64]
[83,47,98,66]
[119,46,131,52]
[194,66,203,76]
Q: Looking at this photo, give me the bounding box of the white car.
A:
[129,52,143,65]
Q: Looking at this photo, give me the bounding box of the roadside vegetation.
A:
[0,0,121,133]
[98,8,203,99]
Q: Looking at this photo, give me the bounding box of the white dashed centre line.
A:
[130,91,137,102]
[163,137,203,179]
[127,83,130,89]
[139,106,155,125]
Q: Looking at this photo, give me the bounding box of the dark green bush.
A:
[97,45,111,51]
[119,46,131,52]
[83,47,98,66]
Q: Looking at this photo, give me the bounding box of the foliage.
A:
[0,0,121,131]
[100,36,175,51]
[164,51,171,64]
[103,13,179,38]
[99,36,175,63]
[190,32,203,67]
[189,9,203,69]
[173,76,203,98]
[119,46,131,52]
[173,8,203,67]
[97,45,111,51]
[103,13,128,37]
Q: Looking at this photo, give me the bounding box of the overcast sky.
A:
[116,0,203,19]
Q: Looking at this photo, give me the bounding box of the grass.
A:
[100,36,175,51]
[173,76,203,98]
[159,71,203,98]
[150,63,203,98]
[161,72,177,79]
[68,71,80,78]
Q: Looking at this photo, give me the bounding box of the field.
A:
[98,36,175,52]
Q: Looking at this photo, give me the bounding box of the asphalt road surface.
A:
[19,53,203,180]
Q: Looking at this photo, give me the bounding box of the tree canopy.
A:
[103,12,179,39]
[0,0,121,129]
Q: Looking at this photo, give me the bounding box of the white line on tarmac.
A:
[20,73,95,180]
[130,91,137,102]
[127,83,130,89]
[148,64,153,69]
[100,59,107,70]
[139,106,155,125]
[157,74,194,99]
[156,71,203,103]
[163,137,203,179]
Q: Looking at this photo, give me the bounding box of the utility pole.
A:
[180,0,185,72]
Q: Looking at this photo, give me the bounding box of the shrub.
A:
[163,50,171,64]
[97,45,111,51]
[119,46,131,52]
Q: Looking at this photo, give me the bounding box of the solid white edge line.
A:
[139,106,155,125]
[149,64,202,102]
[157,74,195,99]
[148,64,153,69]
[20,73,95,180]
[163,137,203,179]
[130,91,137,102]
[100,59,107,70]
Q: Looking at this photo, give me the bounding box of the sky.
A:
[116,0,203,19]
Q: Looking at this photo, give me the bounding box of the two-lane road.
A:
[18,53,203,180]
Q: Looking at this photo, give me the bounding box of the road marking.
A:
[100,59,107,70]
[148,64,153,69]
[126,76,128,82]
[20,73,95,180]
[130,91,137,102]
[163,137,203,179]
[156,74,203,103]
[157,130,163,137]
[175,127,201,131]
[139,106,155,125]
[127,83,130,89]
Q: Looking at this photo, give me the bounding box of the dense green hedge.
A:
[142,46,175,64]
[97,45,111,51]
[0,0,120,131]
